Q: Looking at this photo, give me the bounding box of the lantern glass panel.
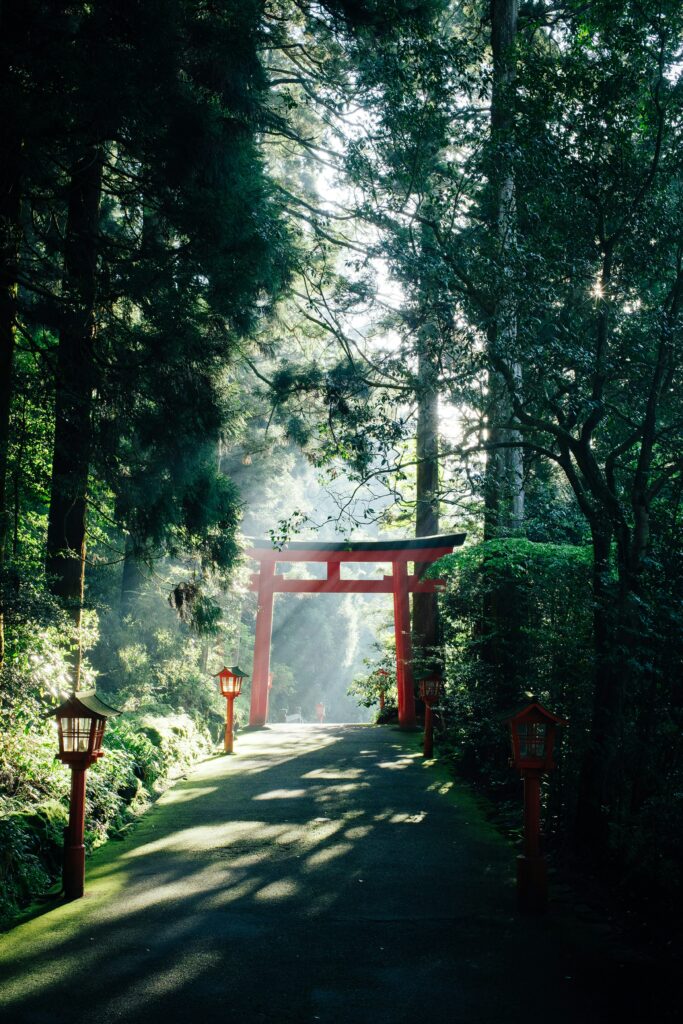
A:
[93,720,105,753]
[419,678,441,702]
[518,721,547,759]
[220,674,242,697]
[62,716,93,753]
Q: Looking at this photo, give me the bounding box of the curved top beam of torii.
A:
[246,533,466,730]
[245,532,466,563]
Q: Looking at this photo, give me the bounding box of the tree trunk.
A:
[200,640,210,674]
[0,118,21,668]
[576,506,657,852]
[484,353,524,538]
[477,1,525,717]
[575,524,618,848]
[413,344,440,673]
[46,146,103,689]
[484,0,524,540]
[120,534,146,618]
[0,1,25,664]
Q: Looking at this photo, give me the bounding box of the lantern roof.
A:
[51,690,121,720]
[413,667,442,682]
[506,701,567,727]
[216,665,248,679]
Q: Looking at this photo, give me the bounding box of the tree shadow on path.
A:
[0,725,664,1023]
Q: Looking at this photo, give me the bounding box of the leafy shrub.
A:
[0,805,67,926]
[129,710,212,778]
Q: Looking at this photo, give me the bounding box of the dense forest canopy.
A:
[1,0,682,926]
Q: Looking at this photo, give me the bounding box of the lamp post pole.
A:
[423,701,435,758]
[224,694,236,754]
[64,767,87,900]
[376,668,389,712]
[518,767,546,914]
[265,672,273,724]
[418,674,442,759]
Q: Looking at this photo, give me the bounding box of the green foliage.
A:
[433,540,594,795]
[94,597,224,728]
[0,591,216,927]
[434,536,683,905]
[0,812,62,927]
[348,662,397,717]
[103,718,165,788]
[0,683,70,925]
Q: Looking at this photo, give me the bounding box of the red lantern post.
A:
[52,691,120,900]
[376,667,389,710]
[216,666,247,754]
[507,701,567,914]
[265,671,274,723]
[418,674,442,758]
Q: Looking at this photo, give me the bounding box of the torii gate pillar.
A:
[249,560,274,728]
[391,560,416,729]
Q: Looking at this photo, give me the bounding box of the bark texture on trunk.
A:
[575,525,616,847]
[576,521,653,848]
[413,346,440,672]
[46,147,103,687]
[484,0,524,540]
[120,534,146,618]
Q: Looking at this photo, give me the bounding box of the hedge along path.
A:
[0,723,605,1024]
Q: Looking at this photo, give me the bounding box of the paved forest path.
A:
[0,725,647,1023]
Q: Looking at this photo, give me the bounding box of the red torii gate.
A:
[246,533,466,729]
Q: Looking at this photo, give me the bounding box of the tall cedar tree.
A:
[0,0,71,663]
[2,2,291,680]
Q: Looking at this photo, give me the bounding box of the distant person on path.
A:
[315,701,325,724]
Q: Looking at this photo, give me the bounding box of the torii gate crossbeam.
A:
[246,533,466,729]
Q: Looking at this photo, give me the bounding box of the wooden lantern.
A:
[507,701,567,772]
[216,665,247,698]
[418,674,442,707]
[54,691,120,768]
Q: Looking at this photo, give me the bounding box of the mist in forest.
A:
[232,446,395,723]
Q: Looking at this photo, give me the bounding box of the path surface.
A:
[0,725,618,1023]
